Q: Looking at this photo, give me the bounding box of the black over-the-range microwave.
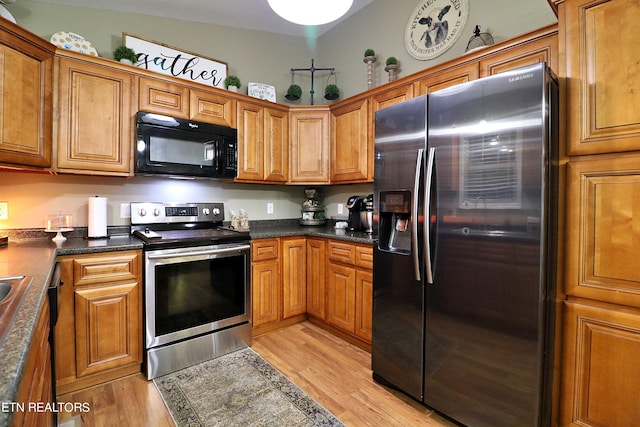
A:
[135,111,238,179]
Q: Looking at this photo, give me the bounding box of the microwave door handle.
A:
[424,147,436,285]
[412,148,424,282]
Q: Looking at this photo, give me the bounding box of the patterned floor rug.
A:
[154,347,345,427]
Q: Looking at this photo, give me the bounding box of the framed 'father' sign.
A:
[123,33,228,88]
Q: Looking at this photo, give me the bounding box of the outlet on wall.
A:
[267,202,274,214]
[120,203,131,219]
[337,203,344,215]
[0,201,8,220]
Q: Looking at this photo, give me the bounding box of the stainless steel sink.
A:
[0,276,32,344]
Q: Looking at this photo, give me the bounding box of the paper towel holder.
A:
[85,195,110,240]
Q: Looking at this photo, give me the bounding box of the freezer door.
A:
[372,96,427,400]
[424,63,556,427]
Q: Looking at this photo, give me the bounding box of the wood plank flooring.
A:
[57,321,455,426]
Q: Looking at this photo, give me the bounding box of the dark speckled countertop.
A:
[0,220,374,423]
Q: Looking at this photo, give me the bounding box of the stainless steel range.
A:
[131,202,251,379]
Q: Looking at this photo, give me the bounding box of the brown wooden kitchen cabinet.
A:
[306,238,327,320]
[0,20,55,169]
[236,100,288,182]
[56,53,135,176]
[330,96,371,183]
[479,30,558,78]
[554,1,640,425]
[54,250,142,394]
[289,106,330,184]
[281,237,307,319]
[251,239,280,327]
[413,62,479,96]
[561,299,640,427]
[564,156,640,307]
[138,76,236,127]
[558,0,640,156]
[12,299,53,427]
[326,240,373,346]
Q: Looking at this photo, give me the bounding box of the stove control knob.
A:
[153,208,161,216]
[212,207,221,216]
[202,208,210,216]
[138,208,147,217]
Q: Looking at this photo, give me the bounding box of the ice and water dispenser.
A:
[378,190,413,253]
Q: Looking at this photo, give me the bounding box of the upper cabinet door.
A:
[189,88,236,128]
[289,107,330,184]
[413,63,479,96]
[138,77,189,118]
[331,97,370,183]
[236,100,264,181]
[56,56,134,175]
[479,31,558,77]
[264,106,289,182]
[562,0,640,155]
[0,28,54,168]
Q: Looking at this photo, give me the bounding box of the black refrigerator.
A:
[371,63,558,427]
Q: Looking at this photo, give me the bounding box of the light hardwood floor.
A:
[58,321,455,426]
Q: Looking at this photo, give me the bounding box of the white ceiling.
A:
[33,0,375,37]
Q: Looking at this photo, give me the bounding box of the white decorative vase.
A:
[119,59,133,65]
[227,85,238,92]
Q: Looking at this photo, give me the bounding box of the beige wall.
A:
[0,0,555,229]
[7,0,556,102]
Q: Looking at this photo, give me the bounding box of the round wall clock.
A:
[404,0,469,60]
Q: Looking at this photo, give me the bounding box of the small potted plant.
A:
[385,56,400,81]
[224,75,241,92]
[113,45,137,65]
[324,84,340,101]
[285,84,302,101]
[363,48,376,64]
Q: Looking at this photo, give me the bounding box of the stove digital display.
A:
[166,206,199,216]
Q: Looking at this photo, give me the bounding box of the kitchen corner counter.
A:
[0,233,143,423]
[248,220,376,245]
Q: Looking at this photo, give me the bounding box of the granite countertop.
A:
[0,221,374,419]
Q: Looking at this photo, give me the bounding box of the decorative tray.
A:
[248,82,276,102]
[50,31,98,56]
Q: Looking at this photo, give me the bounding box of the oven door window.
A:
[154,255,245,337]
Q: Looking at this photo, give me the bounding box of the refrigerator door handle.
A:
[424,147,435,284]
[412,148,424,282]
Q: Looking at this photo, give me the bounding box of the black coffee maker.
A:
[346,195,365,231]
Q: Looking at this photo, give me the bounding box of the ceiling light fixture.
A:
[267,0,354,26]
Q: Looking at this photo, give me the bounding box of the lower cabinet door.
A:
[355,269,372,342]
[74,282,141,377]
[561,299,640,426]
[327,262,356,333]
[252,260,280,326]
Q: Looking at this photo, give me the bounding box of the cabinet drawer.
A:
[252,239,279,262]
[355,245,373,270]
[73,251,140,286]
[328,241,356,265]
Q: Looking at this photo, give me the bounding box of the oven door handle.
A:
[146,244,250,260]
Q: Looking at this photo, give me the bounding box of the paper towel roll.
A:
[88,196,108,238]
